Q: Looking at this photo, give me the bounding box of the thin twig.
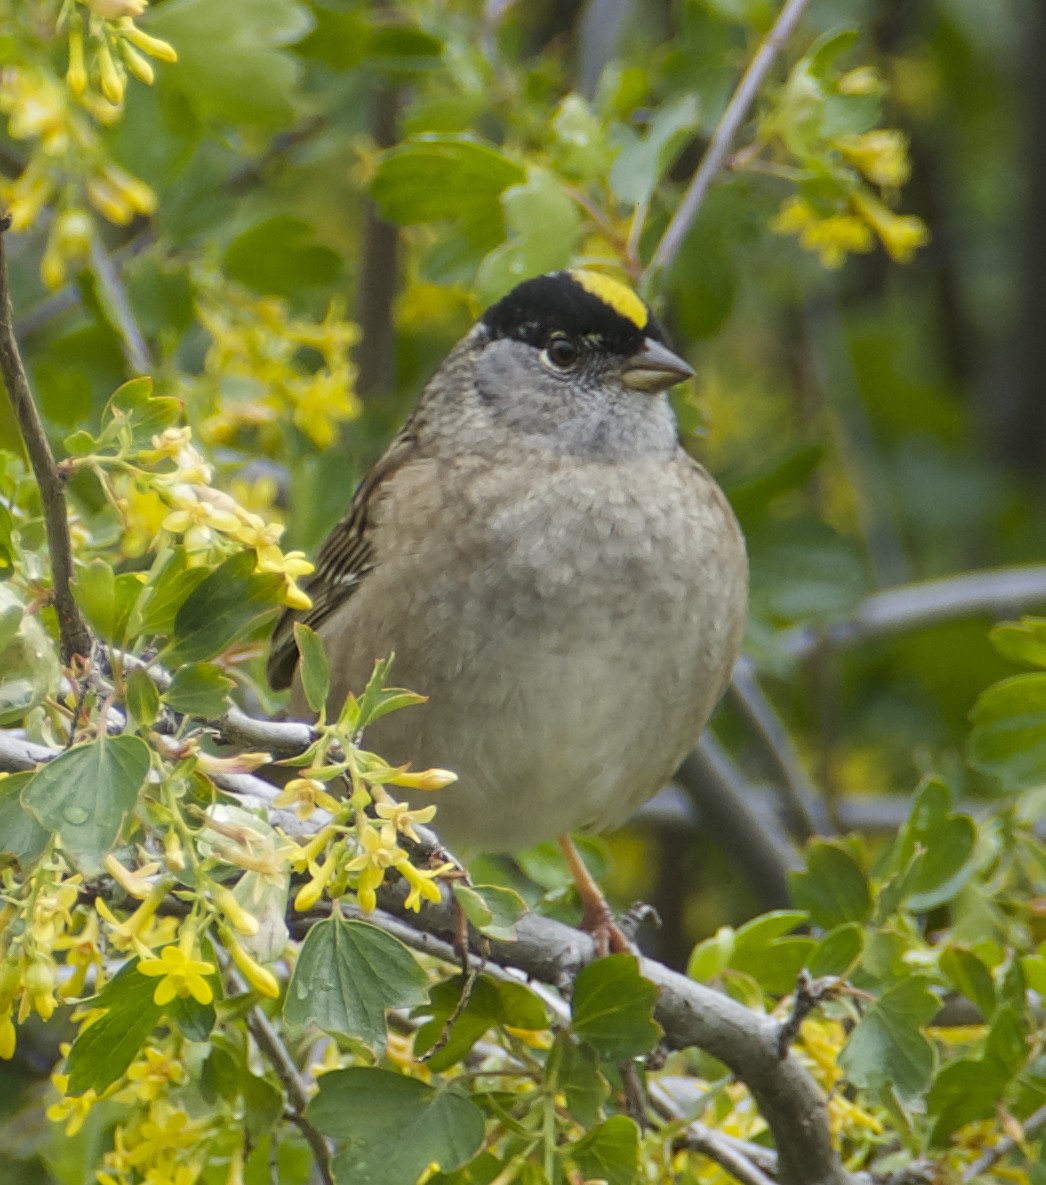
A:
[89,236,151,374]
[241,986,335,1185]
[962,1102,1046,1183]
[0,217,92,661]
[645,0,812,282]
[729,658,828,839]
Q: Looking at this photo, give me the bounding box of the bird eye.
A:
[544,334,580,370]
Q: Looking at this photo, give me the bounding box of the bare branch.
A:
[0,218,92,661]
[89,235,151,374]
[729,657,829,839]
[644,0,812,283]
[780,566,1046,662]
[241,987,335,1185]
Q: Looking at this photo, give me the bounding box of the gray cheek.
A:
[472,340,572,428]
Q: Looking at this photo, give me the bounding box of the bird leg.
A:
[557,833,633,956]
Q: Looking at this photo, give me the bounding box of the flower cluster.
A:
[763,60,929,269]
[104,425,315,607]
[194,283,362,453]
[0,3,175,288]
[0,852,91,1058]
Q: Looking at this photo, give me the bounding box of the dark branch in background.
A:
[728,658,828,840]
[779,565,1046,662]
[0,218,92,662]
[644,0,813,283]
[353,77,401,401]
[678,736,800,911]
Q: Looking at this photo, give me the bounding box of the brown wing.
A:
[266,430,418,690]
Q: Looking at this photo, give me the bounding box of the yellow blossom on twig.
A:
[137,944,215,1006]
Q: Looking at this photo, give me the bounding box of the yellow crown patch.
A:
[569,269,648,331]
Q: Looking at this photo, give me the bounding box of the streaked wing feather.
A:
[266,430,417,690]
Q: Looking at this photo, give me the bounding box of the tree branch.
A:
[644,0,812,283]
[240,987,335,1185]
[0,217,92,662]
[961,1101,1046,1184]
[779,566,1046,662]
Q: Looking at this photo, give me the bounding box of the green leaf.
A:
[0,772,49,867]
[808,923,864,977]
[284,917,428,1053]
[66,959,163,1094]
[294,622,330,716]
[728,910,814,994]
[891,778,976,911]
[939,947,996,1018]
[474,170,582,303]
[21,735,151,874]
[0,586,61,725]
[839,977,938,1100]
[131,548,211,638]
[571,1115,641,1185]
[413,974,548,1073]
[168,993,218,1041]
[162,662,236,718]
[223,216,341,298]
[307,1068,485,1185]
[146,0,312,130]
[686,926,735,982]
[989,617,1046,669]
[552,1034,609,1127]
[550,94,614,179]
[0,602,22,653]
[609,93,700,206]
[453,883,527,941]
[349,655,426,731]
[571,955,662,1060]
[165,550,284,665]
[969,673,1046,789]
[789,840,872,929]
[71,561,143,645]
[125,665,161,729]
[104,377,182,450]
[928,1006,1028,1143]
[371,136,524,226]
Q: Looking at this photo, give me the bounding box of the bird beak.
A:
[619,337,695,393]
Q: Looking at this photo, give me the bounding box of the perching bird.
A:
[268,269,748,951]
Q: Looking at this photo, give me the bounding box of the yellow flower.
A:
[853,191,930,262]
[53,912,106,998]
[96,879,173,952]
[47,1073,101,1137]
[86,0,147,19]
[105,852,161,900]
[20,952,58,1022]
[837,130,912,188]
[771,196,874,268]
[121,22,179,64]
[344,822,408,913]
[121,1045,185,1102]
[212,884,260,937]
[137,945,215,1006]
[374,800,437,843]
[0,1008,15,1060]
[274,777,340,821]
[838,66,882,96]
[400,861,454,913]
[223,932,280,999]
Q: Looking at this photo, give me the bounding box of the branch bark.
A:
[0,218,92,662]
[644,0,812,283]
